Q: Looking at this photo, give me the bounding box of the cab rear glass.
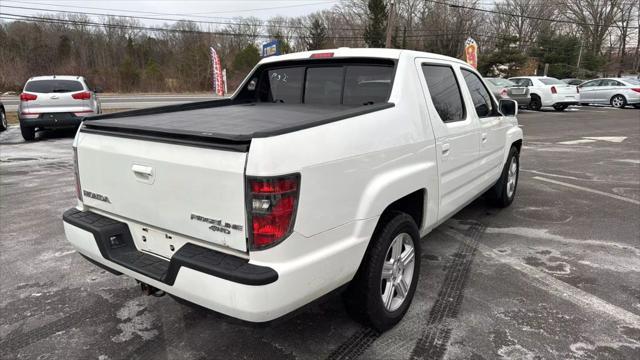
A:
[249,59,395,106]
[25,80,84,93]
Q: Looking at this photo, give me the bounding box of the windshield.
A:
[487,78,516,87]
[539,78,566,85]
[24,80,84,93]
[257,63,394,106]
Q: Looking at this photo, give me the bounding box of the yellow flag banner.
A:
[465,38,478,69]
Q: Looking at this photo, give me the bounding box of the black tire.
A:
[20,124,35,141]
[0,108,7,131]
[610,95,627,109]
[528,95,542,111]
[553,104,568,111]
[486,146,519,208]
[343,212,421,332]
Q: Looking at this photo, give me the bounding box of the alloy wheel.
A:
[380,233,416,312]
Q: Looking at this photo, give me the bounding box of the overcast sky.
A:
[1,0,339,26]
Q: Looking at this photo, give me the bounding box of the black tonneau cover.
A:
[83,101,394,144]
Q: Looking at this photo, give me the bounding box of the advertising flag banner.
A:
[210,47,224,96]
[464,37,478,69]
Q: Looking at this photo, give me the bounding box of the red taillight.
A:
[631,88,640,93]
[310,52,334,59]
[73,146,83,201]
[20,93,37,101]
[500,88,508,98]
[72,91,92,100]
[551,86,557,94]
[247,174,300,250]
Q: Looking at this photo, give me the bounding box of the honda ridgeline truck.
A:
[63,49,523,331]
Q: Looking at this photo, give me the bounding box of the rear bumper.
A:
[63,207,373,322]
[19,113,83,128]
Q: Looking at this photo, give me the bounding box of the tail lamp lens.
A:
[73,146,82,201]
[551,86,557,94]
[631,88,640,93]
[72,91,92,100]
[247,174,300,250]
[20,93,37,101]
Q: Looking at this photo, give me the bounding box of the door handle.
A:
[132,164,153,177]
[442,143,450,156]
[481,133,488,143]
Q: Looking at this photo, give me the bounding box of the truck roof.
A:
[260,48,468,67]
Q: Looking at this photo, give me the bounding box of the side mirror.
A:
[93,86,103,93]
[499,99,518,117]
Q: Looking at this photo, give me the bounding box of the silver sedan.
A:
[484,77,531,107]
[578,78,640,109]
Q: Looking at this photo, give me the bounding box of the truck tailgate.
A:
[76,132,248,252]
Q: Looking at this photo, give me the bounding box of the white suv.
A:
[18,75,101,140]
[509,76,580,111]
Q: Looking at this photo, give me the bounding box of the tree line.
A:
[0,0,638,93]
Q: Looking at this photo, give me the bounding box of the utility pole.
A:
[576,39,583,78]
[385,0,396,48]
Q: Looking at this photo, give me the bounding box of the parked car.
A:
[484,77,531,107]
[62,48,523,331]
[578,78,640,109]
[509,76,580,111]
[0,101,6,131]
[562,78,584,86]
[18,75,101,140]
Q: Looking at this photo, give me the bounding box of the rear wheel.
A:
[611,95,627,109]
[343,212,421,332]
[528,95,542,111]
[20,124,35,141]
[486,146,519,208]
[553,104,568,111]
[0,108,7,131]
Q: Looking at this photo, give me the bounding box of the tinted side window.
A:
[421,65,465,122]
[304,67,343,105]
[267,67,305,103]
[582,80,601,87]
[462,69,494,117]
[343,66,393,105]
[24,80,84,93]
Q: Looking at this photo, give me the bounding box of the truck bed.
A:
[82,101,394,149]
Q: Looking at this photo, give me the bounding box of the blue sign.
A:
[262,40,280,58]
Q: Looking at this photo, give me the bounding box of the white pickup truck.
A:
[63,48,522,331]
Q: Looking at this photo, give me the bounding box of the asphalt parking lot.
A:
[1,106,639,360]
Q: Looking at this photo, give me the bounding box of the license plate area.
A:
[133,226,175,259]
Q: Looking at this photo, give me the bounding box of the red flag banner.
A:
[210,47,224,96]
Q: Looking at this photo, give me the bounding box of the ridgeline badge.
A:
[190,213,243,234]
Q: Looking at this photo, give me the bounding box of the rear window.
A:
[487,78,515,87]
[24,80,84,93]
[538,78,565,85]
[624,78,640,85]
[259,63,393,106]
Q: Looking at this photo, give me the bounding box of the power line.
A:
[0,13,587,52]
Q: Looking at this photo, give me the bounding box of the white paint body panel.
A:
[65,49,523,322]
